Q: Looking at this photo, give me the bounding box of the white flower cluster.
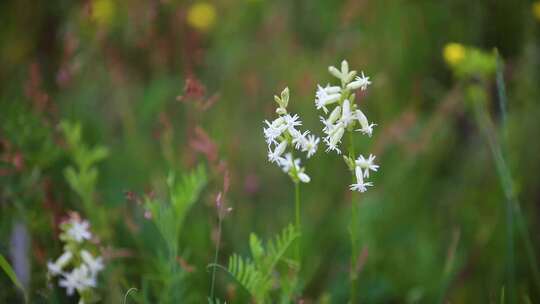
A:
[315,60,379,192]
[316,60,375,154]
[263,87,320,183]
[48,214,104,303]
[349,154,379,192]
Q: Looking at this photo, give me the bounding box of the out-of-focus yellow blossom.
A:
[533,1,540,21]
[92,0,115,27]
[443,43,466,66]
[187,2,216,32]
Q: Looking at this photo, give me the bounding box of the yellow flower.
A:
[533,1,540,21]
[92,0,115,27]
[443,43,466,66]
[187,2,217,32]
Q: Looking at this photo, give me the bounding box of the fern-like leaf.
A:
[226,224,299,303]
[227,254,270,301]
[263,223,300,275]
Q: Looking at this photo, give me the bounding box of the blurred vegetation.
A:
[1,0,540,303]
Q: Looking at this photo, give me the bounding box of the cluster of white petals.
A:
[315,60,379,192]
[316,60,375,155]
[48,214,104,302]
[263,88,320,183]
[349,154,379,192]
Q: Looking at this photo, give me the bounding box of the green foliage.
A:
[141,165,207,303]
[146,165,207,253]
[207,296,226,304]
[0,254,26,298]
[60,120,109,206]
[227,224,300,303]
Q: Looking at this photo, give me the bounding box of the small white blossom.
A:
[328,60,358,83]
[346,72,371,91]
[315,85,341,114]
[80,250,104,276]
[350,166,373,192]
[340,99,355,127]
[67,220,92,243]
[48,251,73,276]
[298,171,311,183]
[59,265,96,296]
[355,154,379,178]
[291,129,309,150]
[263,118,286,145]
[302,134,320,158]
[268,141,288,163]
[355,110,376,137]
[283,113,302,131]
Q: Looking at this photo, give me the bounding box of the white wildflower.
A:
[340,99,355,127]
[268,140,287,163]
[315,85,341,114]
[302,134,320,158]
[355,154,379,178]
[291,129,309,150]
[263,118,286,145]
[346,72,371,91]
[264,87,320,183]
[80,250,104,276]
[316,60,380,192]
[48,251,73,276]
[349,166,373,192]
[298,171,311,183]
[277,153,299,173]
[67,220,92,243]
[59,265,96,296]
[355,110,376,137]
[283,113,302,131]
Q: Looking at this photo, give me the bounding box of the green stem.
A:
[210,215,223,300]
[472,94,540,300]
[348,130,359,304]
[295,181,301,268]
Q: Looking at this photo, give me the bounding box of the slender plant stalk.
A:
[472,80,540,299]
[492,66,540,294]
[210,215,223,300]
[348,130,359,304]
[295,181,301,268]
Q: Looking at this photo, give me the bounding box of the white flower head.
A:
[324,124,344,154]
[315,85,341,114]
[347,72,371,91]
[67,220,92,243]
[263,118,286,145]
[350,166,373,192]
[291,129,309,150]
[328,60,358,84]
[80,250,104,277]
[355,154,379,178]
[302,134,320,158]
[268,140,288,163]
[355,110,376,137]
[283,113,302,132]
[59,265,96,296]
[340,99,355,127]
[48,251,73,276]
[298,170,311,183]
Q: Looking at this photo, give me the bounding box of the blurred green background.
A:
[2,0,540,303]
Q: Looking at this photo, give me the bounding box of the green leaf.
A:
[0,254,25,295]
[249,233,264,267]
[227,254,270,301]
[226,223,299,302]
[263,223,300,275]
